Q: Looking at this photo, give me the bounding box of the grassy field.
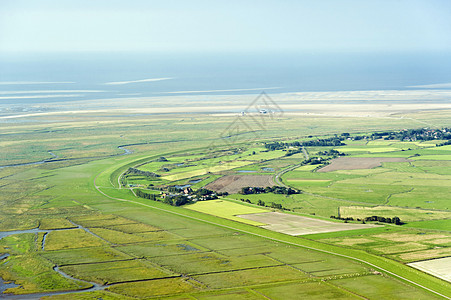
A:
[1,110,450,299]
[185,199,269,225]
[340,206,451,222]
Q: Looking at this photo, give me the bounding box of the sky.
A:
[0,0,451,53]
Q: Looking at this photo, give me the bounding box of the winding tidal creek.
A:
[0,222,112,299]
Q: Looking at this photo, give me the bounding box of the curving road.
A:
[274,146,309,188]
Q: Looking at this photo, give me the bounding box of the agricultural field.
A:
[314,229,451,263]
[237,211,378,235]
[408,257,451,283]
[205,174,275,193]
[317,157,410,172]
[185,199,269,225]
[1,110,451,299]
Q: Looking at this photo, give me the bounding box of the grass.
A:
[41,290,136,300]
[147,252,280,275]
[394,248,451,262]
[0,254,91,294]
[60,260,170,284]
[114,240,210,258]
[185,199,269,226]
[255,281,357,299]
[70,215,136,228]
[104,222,160,233]
[331,274,442,300]
[404,219,451,231]
[39,218,77,230]
[193,266,309,289]
[40,247,132,265]
[1,111,451,299]
[44,229,106,251]
[307,229,451,263]
[162,160,253,181]
[0,233,37,255]
[382,162,425,173]
[372,242,429,254]
[88,227,164,244]
[338,147,401,153]
[411,155,451,160]
[106,278,198,297]
[192,289,265,299]
[91,190,451,297]
[340,206,451,222]
[0,233,91,294]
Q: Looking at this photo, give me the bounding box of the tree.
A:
[393,217,402,225]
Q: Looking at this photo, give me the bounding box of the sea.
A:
[1,51,451,108]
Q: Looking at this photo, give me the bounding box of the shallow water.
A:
[0,146,132,169]
[0,255,20,295]
[174,184,191,189]
[261,167,274,171]
[188,179,202,184]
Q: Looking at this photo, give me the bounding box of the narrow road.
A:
[273,146,308,188]
[301,146,310,160]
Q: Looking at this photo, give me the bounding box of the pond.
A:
[261,167,274,172]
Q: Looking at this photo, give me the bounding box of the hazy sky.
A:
[1,0,450,53]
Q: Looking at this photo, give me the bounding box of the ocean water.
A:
[1,51,451,106]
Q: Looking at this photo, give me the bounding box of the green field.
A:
[1,110,450,299]
[185,199,269,225]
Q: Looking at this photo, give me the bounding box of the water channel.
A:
[0,222,111,298]
[0,146,134,297]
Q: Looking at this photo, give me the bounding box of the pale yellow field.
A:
[373,242,429,254]
[408,257,451,283]
[397,248,451,261]
[185,200,269,226]
[293,165,318,171]
[162,161,253,181]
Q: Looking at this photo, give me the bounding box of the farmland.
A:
[236,211,378,235]
[205,175,275,193]
[408,257,451,283]
[1,109,451,299]
[317,157,410,172]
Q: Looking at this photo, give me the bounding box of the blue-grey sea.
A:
[1,51,451,106]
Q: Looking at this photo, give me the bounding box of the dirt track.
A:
[317,157,409,172]
[205,175,275,193]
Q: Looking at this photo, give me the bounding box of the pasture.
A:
[340,206,451,222]
[185,199,269,225]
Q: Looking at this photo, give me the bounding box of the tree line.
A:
[238,198,288,211]
[125,167,160,178]
[239,186,300,195]
[264,137,346,151]
[330,215,403,225]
